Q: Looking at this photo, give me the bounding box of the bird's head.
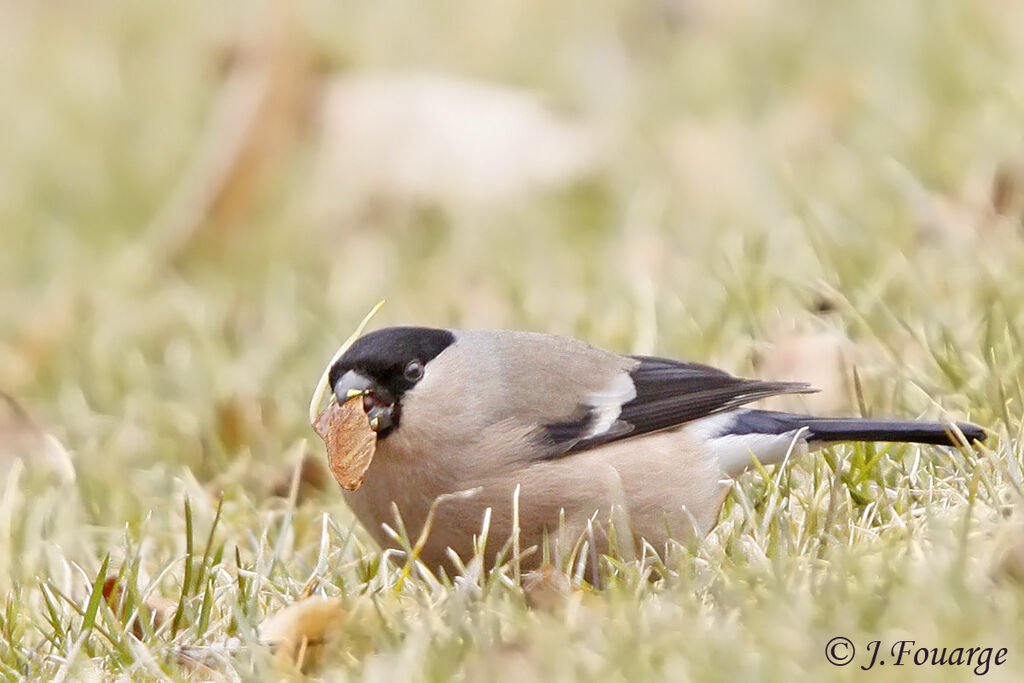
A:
[328,327,455,437]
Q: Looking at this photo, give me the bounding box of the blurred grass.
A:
[2,0,1024,679]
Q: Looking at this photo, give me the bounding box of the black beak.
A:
[332,370,395,433]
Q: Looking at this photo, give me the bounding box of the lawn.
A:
[2,0,1024,680]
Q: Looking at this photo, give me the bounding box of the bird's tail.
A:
[731,409,986,447]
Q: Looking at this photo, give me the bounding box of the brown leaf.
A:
[313,398,376,491]
[259,596,346,671]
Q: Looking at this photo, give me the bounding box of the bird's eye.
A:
[403,359,424,382]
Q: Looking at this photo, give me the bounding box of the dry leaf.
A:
[313,398,376,491]
[259,596,346,671]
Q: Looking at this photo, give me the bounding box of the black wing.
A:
[541,356,815,457]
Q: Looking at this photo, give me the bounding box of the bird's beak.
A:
[334,370,374,402]
[333,370,395,433]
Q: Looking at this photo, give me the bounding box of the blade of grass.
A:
[171,496,195,639]
[81,554,110,635]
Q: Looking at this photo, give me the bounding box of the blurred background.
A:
[4,0,1024,553]
[4,0,1024,545]
[3,0,1024,676]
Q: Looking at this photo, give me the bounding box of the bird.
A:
[326,326,986,574]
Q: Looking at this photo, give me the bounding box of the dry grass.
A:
[3,0,1024,680]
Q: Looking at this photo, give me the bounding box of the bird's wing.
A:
[539,355,815,458]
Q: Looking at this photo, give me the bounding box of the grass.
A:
[3,0,1024,679]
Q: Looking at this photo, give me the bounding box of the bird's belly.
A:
[341,426,730,573]
[339,456,441,557]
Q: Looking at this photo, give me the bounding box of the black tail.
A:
[732,410,986,447]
